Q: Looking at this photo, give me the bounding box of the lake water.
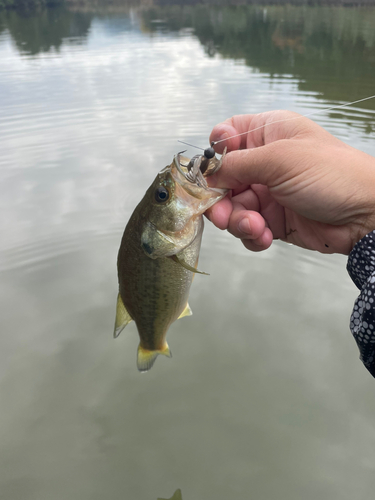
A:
[1,3,375,500]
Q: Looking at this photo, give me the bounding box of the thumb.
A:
[210,141,283,189]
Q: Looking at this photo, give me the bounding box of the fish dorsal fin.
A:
[171,254,209,275]
[137,343,172,372]
[113,293,133,338]
[178,303,192,319]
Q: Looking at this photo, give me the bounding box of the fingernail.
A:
[238,218,251,234]
[217,132,229,142]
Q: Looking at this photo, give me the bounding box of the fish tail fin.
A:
[137,343,172,372]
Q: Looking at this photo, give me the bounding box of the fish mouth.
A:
[170,158,227,202]
[172,149,227,191]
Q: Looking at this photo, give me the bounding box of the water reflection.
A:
[1,4,375,500]
[1,3,375,109]
[142,5,375,109]
[0,7,92,55]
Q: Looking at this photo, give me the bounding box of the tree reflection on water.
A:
[141,4,375,106]
[1,3,374,106]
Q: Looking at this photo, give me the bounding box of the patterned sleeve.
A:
[347,230,375,378]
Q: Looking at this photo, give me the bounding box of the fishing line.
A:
[177,94,375,151]
[211,93,375,146]
[178,140,205,151]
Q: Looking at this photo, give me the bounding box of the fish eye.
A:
[155,186,170,203]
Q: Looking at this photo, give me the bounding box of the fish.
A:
[114,148,227,372]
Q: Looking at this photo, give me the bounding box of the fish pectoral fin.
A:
[137,343,172,372]
[178,303,193,319]
[113,293,133,338]
[171,254,209,275]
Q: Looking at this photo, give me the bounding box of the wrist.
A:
[351,216,375,249]
[347,149,375,250]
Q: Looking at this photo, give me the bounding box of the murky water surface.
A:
[1,3,375,499]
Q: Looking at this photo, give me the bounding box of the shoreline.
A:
[2,0,375,13]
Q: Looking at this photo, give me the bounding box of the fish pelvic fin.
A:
[171,254,209,275]
[113,293,133,338]
[178,303,193,319]
[137,342,172,372]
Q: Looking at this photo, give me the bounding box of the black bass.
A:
[114,148,227,372]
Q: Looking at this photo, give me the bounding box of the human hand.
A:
[206,111,375,255]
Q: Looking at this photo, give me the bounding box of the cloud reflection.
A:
[1,6,375,500]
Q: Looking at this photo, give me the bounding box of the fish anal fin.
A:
[178,303,192,319]
[113,293,133,338]
[171,254,209,275]
[137,343,172,372]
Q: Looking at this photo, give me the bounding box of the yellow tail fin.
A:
[137,343,172,372]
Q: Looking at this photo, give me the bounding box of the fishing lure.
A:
[173,143,227,189]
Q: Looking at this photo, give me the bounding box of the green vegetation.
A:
[0,0,64,9]
[0,0,150,9]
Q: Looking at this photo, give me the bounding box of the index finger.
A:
[207,141,281,190]
[209,110,307,155]
[209,115,256,154]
